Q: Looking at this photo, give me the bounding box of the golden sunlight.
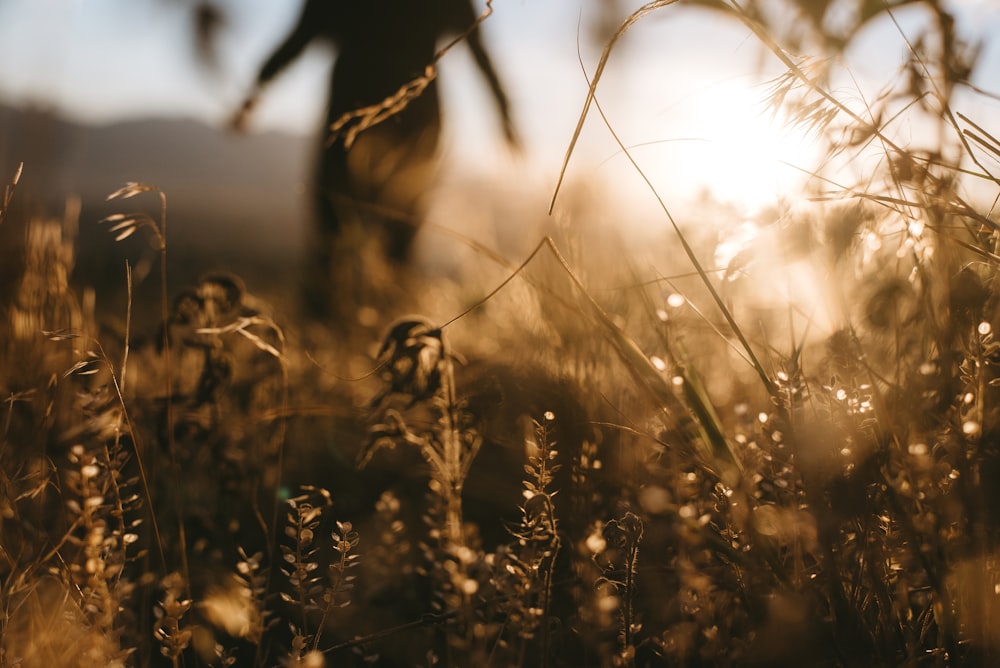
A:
[637,78,824,213]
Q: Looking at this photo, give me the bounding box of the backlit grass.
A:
[2,1,1000,666]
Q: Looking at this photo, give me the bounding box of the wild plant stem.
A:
[155,190,190,595]
[440,359,465,548]
[99,339,166,572]
[622,542,636,663]
[539,496,560,667]
[312,564,340,652]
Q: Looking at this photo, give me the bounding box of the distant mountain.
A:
[0,103,310,238]
[0,103,314,301]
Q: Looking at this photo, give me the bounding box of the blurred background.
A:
[1,0,999,313]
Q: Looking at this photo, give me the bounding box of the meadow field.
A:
[2,1,1000,666]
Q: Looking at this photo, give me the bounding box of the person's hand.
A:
[501,115,522,155]
[229,93,258,133]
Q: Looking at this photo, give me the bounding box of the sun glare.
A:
[641,79,823,212]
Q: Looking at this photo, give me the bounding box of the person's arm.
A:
[256,3,320,87]
[463,8,519,147]
[232,0,322,130]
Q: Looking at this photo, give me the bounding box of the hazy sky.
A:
[0,1,607,136]
[1,0,999,211]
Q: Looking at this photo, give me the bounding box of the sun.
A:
[632,78,825,213]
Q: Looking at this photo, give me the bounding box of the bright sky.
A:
[1,0,999,215]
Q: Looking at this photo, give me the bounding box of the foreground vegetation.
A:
[3,0,1000,665]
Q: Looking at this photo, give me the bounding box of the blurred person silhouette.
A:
[232,0,517,319]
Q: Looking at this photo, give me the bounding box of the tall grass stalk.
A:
[103,183,188,592]
[0,162,21,226]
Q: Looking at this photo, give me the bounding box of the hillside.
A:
[0,104,311,305]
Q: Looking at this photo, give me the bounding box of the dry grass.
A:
[2,1,1000,666]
